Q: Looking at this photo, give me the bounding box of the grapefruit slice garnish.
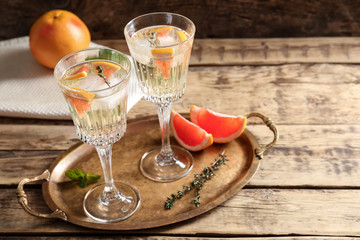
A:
[176,30,190,71]
[66,87,94,116]
[65,64,89,80]
[152,26,172,37]
[151,48,174,57]
[151,48,174,79]
[177,31,187,42]
[171,110,213,151]
[67,98,91,116]
[190,105,247,143]
[91,61,120,79]
[69,87,95,99]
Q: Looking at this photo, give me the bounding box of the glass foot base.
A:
[140,145,194,182]
[83,181,140,223]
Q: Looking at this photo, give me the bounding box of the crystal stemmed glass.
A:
[124,13,196,181]
[54,48,140,222]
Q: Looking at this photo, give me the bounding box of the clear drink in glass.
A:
[54,48,141,222]
[124,13,196,182]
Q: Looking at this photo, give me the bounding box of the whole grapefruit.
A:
[29,10,91,69]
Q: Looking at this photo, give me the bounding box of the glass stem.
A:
[96,144,120,203]
[156,103,173,158]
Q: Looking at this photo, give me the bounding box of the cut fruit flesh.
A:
[171,110,213,151]
[152,26,172,37]
[69,87,95,99]
[65,64,89,80]
[65,71,87,80]
[190,105,247,143]
[92,61,120,70]
[67,98,91,116]
[91,61,121,79]
[152,48,174,79]
[151,48,174,57]
[66,87,94,116]
[177,31,187,42]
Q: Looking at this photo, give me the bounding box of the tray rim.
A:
[42,114,262,230]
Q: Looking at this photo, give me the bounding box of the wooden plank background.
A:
[1,38,360,237]
[1,0,360,237]
[2,0,360,40]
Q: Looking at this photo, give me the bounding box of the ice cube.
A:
[158,34,178,47]
[93,88,127,111]
[136,38,151,48]
[75,74,105,91]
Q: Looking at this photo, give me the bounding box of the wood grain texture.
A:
[0,125,78,150]
[1,238,359,240]
[1,61,358,126]
[2,188,360,236]
[3,0,360,40]
[1,124,358,187]
[176,64,360,125]
[0,150,63,185]
[95,38,360,65]
[1,36,359,237]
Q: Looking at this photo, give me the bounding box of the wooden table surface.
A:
[1,37,360,239]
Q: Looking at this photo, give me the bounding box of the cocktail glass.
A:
[54,48,140,222]
[124,13,196,181]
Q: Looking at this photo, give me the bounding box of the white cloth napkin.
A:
[0,36,142,120]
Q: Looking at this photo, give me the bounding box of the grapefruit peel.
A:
[91,61,120,79]
[190,105,247,143]
[66,87,94,116]
[150,27,174,79]
[177,31,187,42]
[152,27,172,37]
[171,110,213,151]
[152,48,174,79]
[65,64,89,80]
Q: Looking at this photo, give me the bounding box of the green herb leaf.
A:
[65,169,101,188]
[65,169,82,181]
[96,65,111,87]
[79,177,88,188]
[75,169,85,178]
[86,173,101,182]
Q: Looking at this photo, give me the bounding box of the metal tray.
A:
[17,113,278,230]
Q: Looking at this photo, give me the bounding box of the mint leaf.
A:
[86,173,101,182]
[65,170,82,181]
[65,169,101,188]
[79,177,88,188]
[74,169,85,178]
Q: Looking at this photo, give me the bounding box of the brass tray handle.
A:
[246,112,279,159]
[16,169,67,221]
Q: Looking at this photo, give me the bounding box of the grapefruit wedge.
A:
[152,48,174,79]
[190,105,247,143]
[171,110,213,151]
[152,26,172,37]
[65,64,89,80]
[66,87,94,116]
[91,61,121,79]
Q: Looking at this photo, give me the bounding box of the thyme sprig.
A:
[164,150,228,210]
[147,30,160,47]
[96,65,111,87]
